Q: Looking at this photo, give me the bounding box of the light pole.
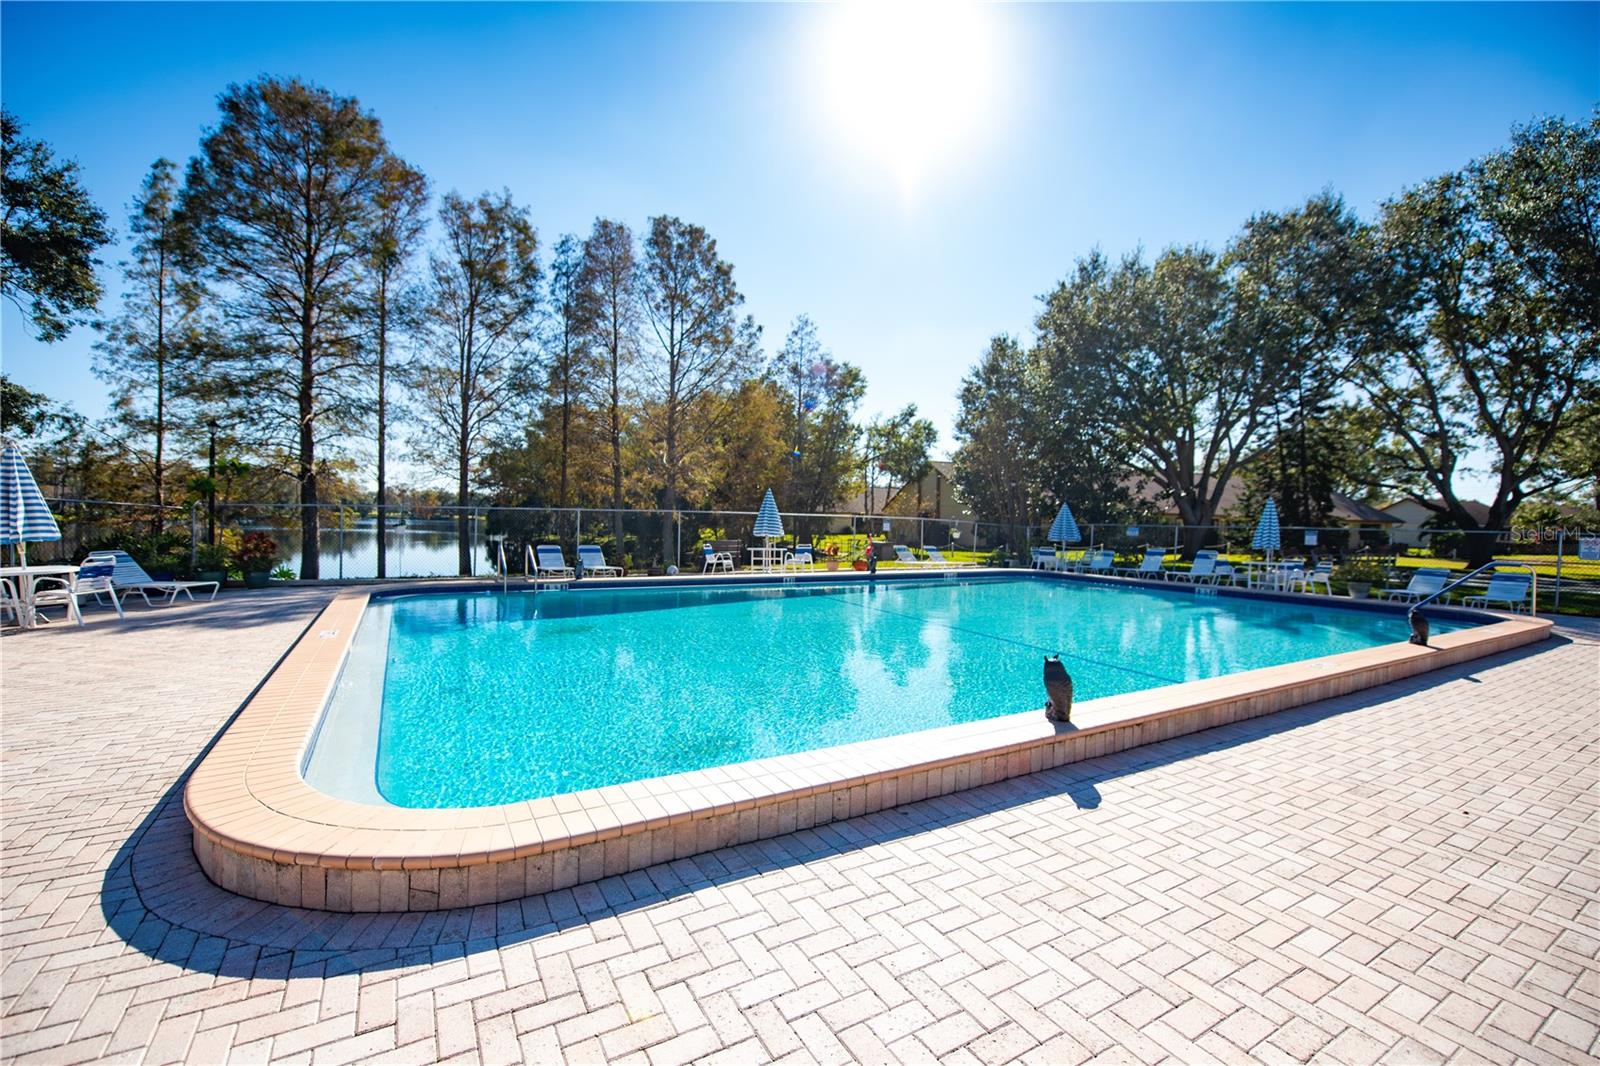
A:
[206,418,218,545]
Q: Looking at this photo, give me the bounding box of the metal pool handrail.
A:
[1407,560,1537,646]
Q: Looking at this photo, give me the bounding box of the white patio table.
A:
[0,564,79,630]
[1237,559,1305,591]
[746,546,786,573]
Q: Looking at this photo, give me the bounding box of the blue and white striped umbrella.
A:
[1250,498,1281,553]
[0,440,61,564]
[1047,502,1081,545]
[752,488,785,540]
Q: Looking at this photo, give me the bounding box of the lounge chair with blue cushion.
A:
[1377,567,1450,604]
[576,544,622,577]
[702,543,733,573]
[1116,548,1171,580]
[1462,573,1532,613]
[1082,550,1116,575]
[1031,547,1057,570]
[893,545,931,566]
[784,545,815,570]
[1170,550,1219,584]
[85,550,219,605]
[534,544,575,578]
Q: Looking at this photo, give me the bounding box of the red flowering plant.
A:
[233,532,280,573]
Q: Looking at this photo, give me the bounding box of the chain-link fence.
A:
[19,498,1598,614]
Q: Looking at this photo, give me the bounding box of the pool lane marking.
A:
[830,586,1187,687]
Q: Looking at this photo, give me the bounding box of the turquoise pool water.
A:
[312,576,1468,808]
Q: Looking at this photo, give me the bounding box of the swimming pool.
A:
[305,574,1471,809]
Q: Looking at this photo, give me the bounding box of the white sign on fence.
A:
[1580,537,1600,562]
[1126,526,1139,537]
[1304,530,1318,546]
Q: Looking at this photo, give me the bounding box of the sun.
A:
[814,0,1001,199]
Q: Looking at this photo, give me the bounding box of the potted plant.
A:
[193,543,229,585]
[234,532,279,589]
[1336,556,1388,599]
[821,542,842,572]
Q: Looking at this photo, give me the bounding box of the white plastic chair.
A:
[31,562,124,626]
[784,545,814,571]
[702,544,733,573]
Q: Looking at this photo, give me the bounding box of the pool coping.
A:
[184,569,1553,911]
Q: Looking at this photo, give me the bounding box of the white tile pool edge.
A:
[185,574,1552,912]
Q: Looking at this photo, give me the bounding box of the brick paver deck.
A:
[2,591,1597,1065]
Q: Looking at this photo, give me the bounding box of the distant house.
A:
[830,485,896,517]
[1381,497,1492,546]
[882,461,972,521]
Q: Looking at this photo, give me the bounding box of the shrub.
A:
[233,532,279,572]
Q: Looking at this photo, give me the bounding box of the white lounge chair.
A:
[922,547,970,567]
[1463,573,1532,612]
[534,544,575,578]
[1377,567,1450,604]
[1295,560,1334,594]
[702,544,733,573]
[85,550,219,605]
[1082,550,1116,575]
[784,545,814,570]
[1031,547,1058,571]
[576,544,622,577]
[32,561,124,625]
[1116,548,1171,580]
[0,577,19,627]
[1171,550,1220,584]
[893,545,931,566]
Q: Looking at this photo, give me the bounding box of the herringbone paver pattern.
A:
[2,591,1597,1065]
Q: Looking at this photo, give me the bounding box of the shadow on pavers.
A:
[99,632,1569,981]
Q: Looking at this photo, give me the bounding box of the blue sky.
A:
[3,1,1596,495]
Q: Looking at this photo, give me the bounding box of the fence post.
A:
[189,502,200,572]
[337,512,345,581]
[1555,530,1563,612]
[471,507,479,576]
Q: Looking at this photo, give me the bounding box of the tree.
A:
[1550,398,1600,513]
[1349,115,1600,563]
[543,234,599,510]
[638,215,757,549]
[92,158,204,526]
[953,336,1038,542]
[772,315,864,517]
[1,109,111,342]
[864,405,937,516]
[1036,248,1273,550]
[413,190,540,574]
[580,218,639,519]
[364,156,430,578]
[1226,192,1372,526]
[177,77,408,577]
[1,374,81,440]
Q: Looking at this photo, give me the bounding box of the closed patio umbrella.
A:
[752,488,785,571]
[0,440,61,566]
[1048,501,1081,549]
[1251,498,1281,563]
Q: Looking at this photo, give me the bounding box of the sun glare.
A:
[815,1,1000,200]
